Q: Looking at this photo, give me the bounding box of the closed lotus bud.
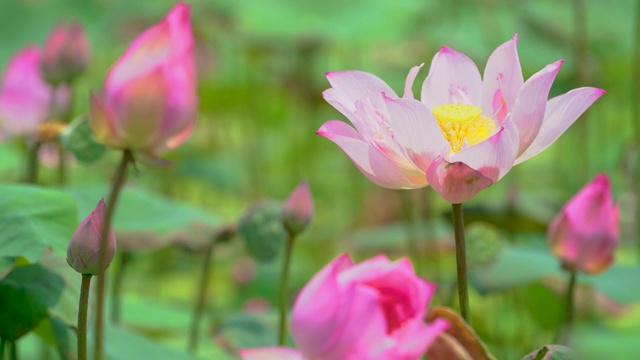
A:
[41,22,90,86]
[281,180,314,235]
[90,3,197,157]
[548,174,619,274]
[66,198,116,275]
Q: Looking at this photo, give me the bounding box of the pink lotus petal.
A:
[403,64,423,99]
[515,87,605,164]
[389,317,449,359]
[90,93,126,150]
[481,34,523,123]
[510,60,563,156]
[325,70,397,113]
[239,347,306,360]
[382,96,447,172]
[450,120,519,182]
[317,120,427,189]
[421,46,482,109]
[292,254,354,356]
[426,158,495,204]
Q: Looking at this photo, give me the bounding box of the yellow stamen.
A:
[432,104,496,153]
[36,121,67,143]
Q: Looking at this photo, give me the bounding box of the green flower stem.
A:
[634,0,640,262]
[57,143,67,186]
[110,252,132,325]
[77,274,92,360]
[555,269,578,344]
[278,228,296,346]
[25,141,42,184]
[452,203,471,325]
[188,225,235,355]
[0,338,5,360]
[9,341,16,360]
[94,150,133,360]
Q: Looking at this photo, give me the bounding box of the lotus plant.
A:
[90,2,196,160]
[41,22,91,86]
[240,253,448,360]
[318,34,604,324]
[66,198,116,360]
[89,3,197,359]
[549,173,619,343]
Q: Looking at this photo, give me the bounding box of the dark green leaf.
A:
[521,345,577,360]
[0,184,78,262]
[0,264,65,340]
[34,315,72,360]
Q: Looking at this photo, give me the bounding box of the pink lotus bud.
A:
[0,46,69,137]
[241,254,449,359]
[90,3,197,157]
[548,174,619,274]
[41,22,90,85]
[66,198,116,275]
[282,180,313,235]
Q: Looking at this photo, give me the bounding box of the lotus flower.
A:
[240,253,448,360]
[41,22,91,85]
[67,198,116,275]
[0,46,69,137]
[548,174,619,274]
[281,180,314,235]
[318,35,604,203]
[90,2,196,158]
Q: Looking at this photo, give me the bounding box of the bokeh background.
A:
[0,0,639,359]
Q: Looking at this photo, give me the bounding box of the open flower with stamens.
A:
[318,35,604,203]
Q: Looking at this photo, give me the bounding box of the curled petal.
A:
[325,70,397,115]
[426,159,495,203]
[515,87,605,165]
[383,96,447,172]
[451,120,520,182]
[510,60,563,156]
[317,121,426,189]
[421,46,482,108]
[90,93,126,149]
[403,64,424,99]
[481,34,523,123]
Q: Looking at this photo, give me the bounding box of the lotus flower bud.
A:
[90,3,197,157]
[548,174,619,274]
[281,180,313,235]
[41,22,90,86]
[66,198,116,275]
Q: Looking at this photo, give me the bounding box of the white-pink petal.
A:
[383,96,447,172]
[510,60,563,156]
[421,46,482,109]
[481,34,523,124]
[515,87,605,164]
[451,120,520,181]
[426,159,495,204]
[317,120,427,189]
[325,70,397,113]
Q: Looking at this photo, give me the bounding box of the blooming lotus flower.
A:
[67,198,117,275]
[240,253,448,360]
[0,46,69,137]
[548,174,619,274]
[282,180,314,235]
[91,2,196,157]
[41,22,91,86]
[318,35,604,203]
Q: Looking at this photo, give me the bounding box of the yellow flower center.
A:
[432,103,496,153]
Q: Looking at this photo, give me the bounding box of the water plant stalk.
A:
[77,274,92,360]
[25,141,41,184]
[452,203,471,324]
[278,228,296,345]
[188,236,217,354]
[94,150,133,360]
[555,269,578,344]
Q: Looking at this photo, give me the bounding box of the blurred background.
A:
[0,0,638,359]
